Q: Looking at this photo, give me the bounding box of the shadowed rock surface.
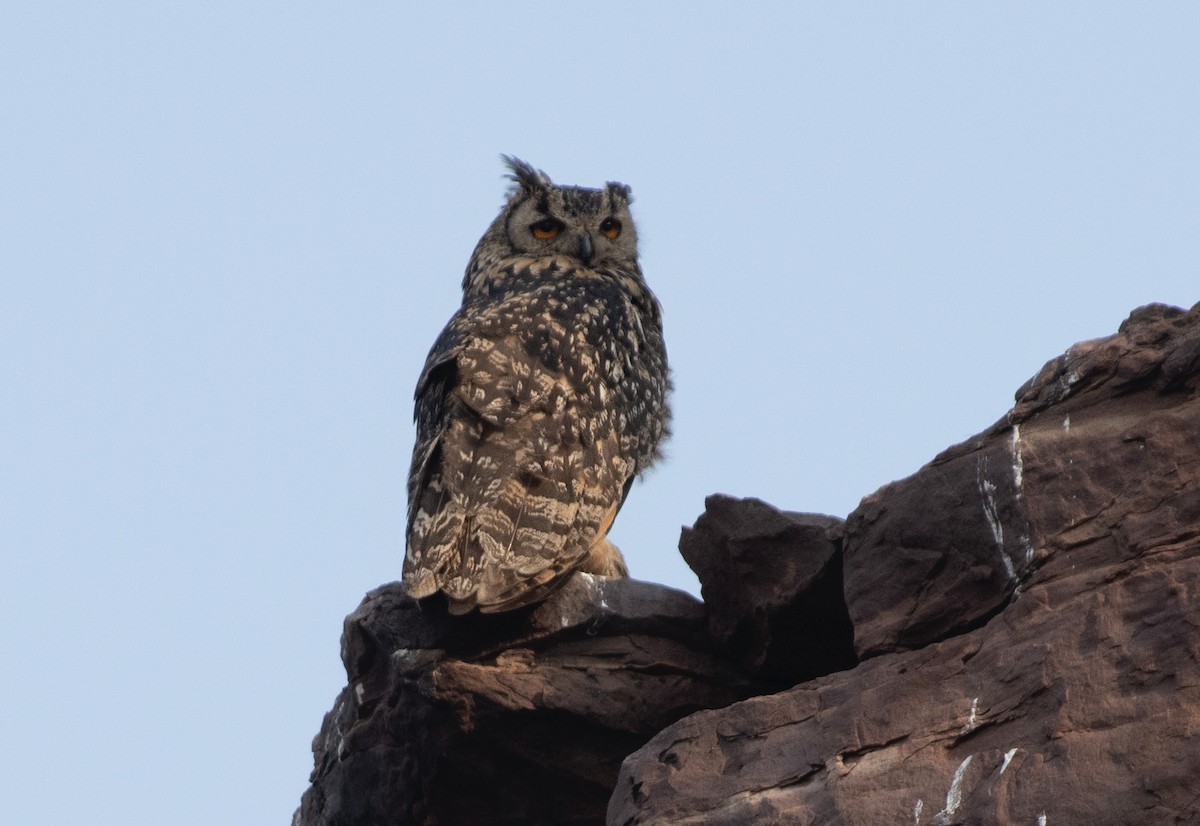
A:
[610,302,1200,824]
[678,495,855,686]
[293,574,762,826]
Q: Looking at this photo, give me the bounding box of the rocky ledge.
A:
[297,302,1200,825]
[293,574,764,825]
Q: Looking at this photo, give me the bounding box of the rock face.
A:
[297,302,1200,825]
[678,496,855,686]
[294,574,762,825]
[610,302,1200,824]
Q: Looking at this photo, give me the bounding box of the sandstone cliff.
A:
[296,301,1200,825]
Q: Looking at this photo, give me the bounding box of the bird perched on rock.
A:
[402,157,670,613]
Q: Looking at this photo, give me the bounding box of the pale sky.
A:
[3,3,1197,823]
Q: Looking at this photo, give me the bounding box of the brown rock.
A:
[610,302,1200,825]
[294,574,763,826]
[844,301,1200,657]
[841,429,1032,658]
[679,495,856,685]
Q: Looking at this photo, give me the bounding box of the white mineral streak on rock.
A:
[1010,425,1035,570]
[933,755,973,824]
[978,457,1015,581]
[1012,425,1025,489]
[960,697,979,734]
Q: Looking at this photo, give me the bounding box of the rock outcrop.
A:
[678,497,855,686]
[294,574,762,825]
[297,302,1200,825]
[611,302,1200,825]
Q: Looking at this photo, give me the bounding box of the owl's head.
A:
[464,157,640,294]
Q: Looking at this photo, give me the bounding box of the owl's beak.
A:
[576,233,594,263]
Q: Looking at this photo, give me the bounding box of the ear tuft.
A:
[606,181,633,205]
[501,155,552,195]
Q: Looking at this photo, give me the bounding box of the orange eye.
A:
[530,218,563,240]
[600,218,621,240]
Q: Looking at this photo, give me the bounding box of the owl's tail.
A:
[403,475,627,614]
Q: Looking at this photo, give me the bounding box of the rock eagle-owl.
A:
[402,157,670,613]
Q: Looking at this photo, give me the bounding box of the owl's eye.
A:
[530,218,563,240]
[600,218,622,240]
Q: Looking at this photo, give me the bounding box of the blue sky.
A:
[3,4,1197,823]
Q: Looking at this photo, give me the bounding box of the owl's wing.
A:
[404,330,458,541]
[403,308,631,614]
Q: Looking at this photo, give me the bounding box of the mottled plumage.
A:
[403,157,670,613]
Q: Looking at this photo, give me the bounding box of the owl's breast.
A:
[517,278,668,464]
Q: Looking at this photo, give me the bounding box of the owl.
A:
[402,157,670,614]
